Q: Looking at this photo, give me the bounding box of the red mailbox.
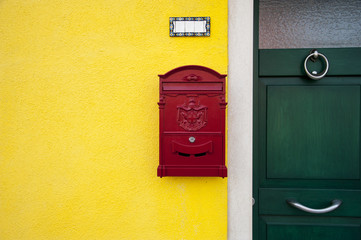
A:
[158,65,227,177]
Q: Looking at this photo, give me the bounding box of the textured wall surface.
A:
[259,0,361,48]
[0,1,227,239]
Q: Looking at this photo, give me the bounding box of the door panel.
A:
[258,76,361,189]
[259,48,361,76]
[259,188,361,217]
[261,216,361,240]
[267,85,360,180]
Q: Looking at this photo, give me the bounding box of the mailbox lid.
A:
[162,82,223,91]
[159,65,226,94]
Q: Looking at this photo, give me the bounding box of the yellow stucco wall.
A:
[0,1,227,239]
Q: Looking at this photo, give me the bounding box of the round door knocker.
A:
[304,50,329,80]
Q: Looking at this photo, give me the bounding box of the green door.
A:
[254,1,361,239]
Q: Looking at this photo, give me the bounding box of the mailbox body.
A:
[158,65,227,177]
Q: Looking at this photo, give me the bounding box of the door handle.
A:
[286,199,342,214]
[304,50,329,80]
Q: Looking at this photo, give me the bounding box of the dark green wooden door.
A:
[255,48,361,239]
[254,1,361,238]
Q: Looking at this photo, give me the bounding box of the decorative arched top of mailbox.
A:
[159,65,227,82]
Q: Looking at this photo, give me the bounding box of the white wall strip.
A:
[228,0,254,239]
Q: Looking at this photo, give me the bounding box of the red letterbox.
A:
[158,65,227,177]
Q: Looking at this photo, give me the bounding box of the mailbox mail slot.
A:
[158,65,227,177]
[172,140,213,155]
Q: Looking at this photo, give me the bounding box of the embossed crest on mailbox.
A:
[158,65,227,177]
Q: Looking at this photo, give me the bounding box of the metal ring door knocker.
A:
[304,50,329,80]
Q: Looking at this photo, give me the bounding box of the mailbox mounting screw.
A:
[189,137,196,143]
